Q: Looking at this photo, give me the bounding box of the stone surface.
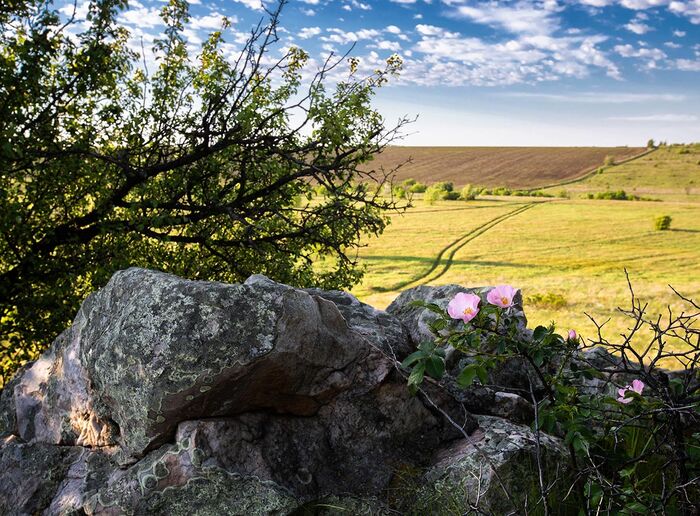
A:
[0,269,577,515]
[406,416,576,515]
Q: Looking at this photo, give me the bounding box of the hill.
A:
[364,146,646,188]
[543,143,700,201]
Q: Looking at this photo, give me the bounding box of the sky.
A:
[61,0,700,146]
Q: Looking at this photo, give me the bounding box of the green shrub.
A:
[654,215,672,231]
[595,190,628,200]
[409,182,427,193]
[402,178,416,187]
[392,185,407,199]
[603,155,615,166]
[459,184,477,200]
[525,292,567,309]
[424,182,458,201]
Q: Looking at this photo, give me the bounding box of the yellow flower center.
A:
[501,297,509,305]
[463,307,474,315]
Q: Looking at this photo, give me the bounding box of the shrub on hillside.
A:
[402,178,417,187]
[408,182,427,193]
[604,155,616,166]
[424,182,459,201]
[393,185,408,199]
[654,215,672,231]
[460,184,477,200]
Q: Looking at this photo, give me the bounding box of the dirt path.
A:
[378,202,541,292]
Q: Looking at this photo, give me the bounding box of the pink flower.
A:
[617,379,645,404]
[447,292,481,323]
[487,285,517,308]
[567,329,577,341]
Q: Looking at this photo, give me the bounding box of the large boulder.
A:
[0,269,574,514]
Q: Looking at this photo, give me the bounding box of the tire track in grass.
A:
[423,202,539,285]
[378,202,539,292]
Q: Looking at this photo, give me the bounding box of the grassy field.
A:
[364,146,645,188]
[351,144,700,350]
[543,143,700,201]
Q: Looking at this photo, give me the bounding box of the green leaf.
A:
[476,365,489,385]
[533,325,548,341]
[401,350,425,369]
[457,364,478,388]
[408,362,426,388]
[425,356,445,379]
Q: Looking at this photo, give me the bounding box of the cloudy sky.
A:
[63,0,700,146]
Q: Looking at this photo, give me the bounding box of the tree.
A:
[647,138,656,149]
[0,0,409,385]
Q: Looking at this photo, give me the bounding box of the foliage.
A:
[0,0,409,385]
[402,279,700,514]
[525,292,567,310]
[587,190,658,202]
[424,182,459,203]
[408,182,427,193]
[655,215,672,231]
[459,184,477,201]
[604,155,616,166]
[647,138,655,149]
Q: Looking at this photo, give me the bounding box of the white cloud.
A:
[300,0,320,4]
[301,8,316,16]
[669,0,700,24]
[499,92,686,102]
[118,7,164,29]
[322,28,382,44]
[190,13,228,31]
[676,58,700,70]
[376,40,402,51]
[299,27,322,39]
[609,114,698,121]
[625,21,652,33]
[385,25,402,34]
[232,0,263,10]
[451,2,560,36]
[615,43,667,61]
[674,30,687,36]
[413,13,423,19]
[665,41,682,47]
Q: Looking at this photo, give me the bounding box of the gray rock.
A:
[304,286,413,359]
[407,416,576,515]
[387,283,527,350]
[1,268,485,513]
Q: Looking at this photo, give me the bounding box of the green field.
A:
[352,144,700,348]
[542,143,700,202]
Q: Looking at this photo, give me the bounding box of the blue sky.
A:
[62,0,700,146]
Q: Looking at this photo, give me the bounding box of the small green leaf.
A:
[401,351,425,369]
[425,356,445,379]
[408,362,426,388]
[457,364,478,388]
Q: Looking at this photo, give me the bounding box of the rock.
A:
[1,268,485,514]
[303,286,413,359]
[387,283,527,351]
[406,416,576,515]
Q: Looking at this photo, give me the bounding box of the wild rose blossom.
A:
[567,329,577,341]
[447,292,481,323]
[487,285,517,308]
[617,379,645,404]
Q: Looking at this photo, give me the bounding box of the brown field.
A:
[364,146,646,188]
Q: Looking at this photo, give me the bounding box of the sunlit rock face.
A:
[0,268,575,515]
